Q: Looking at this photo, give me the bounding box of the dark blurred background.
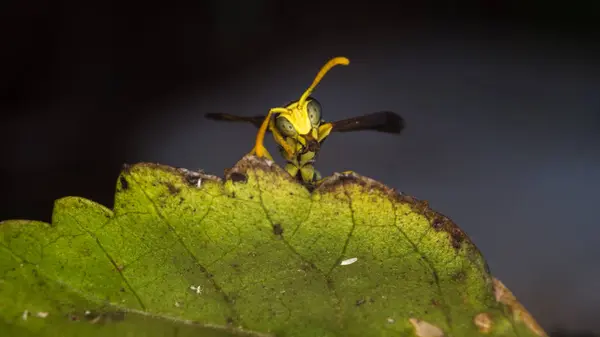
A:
[1,0,599,334]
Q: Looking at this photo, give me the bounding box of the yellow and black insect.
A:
[205,56,404,185]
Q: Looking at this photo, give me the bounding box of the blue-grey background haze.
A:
[1,0,599,334]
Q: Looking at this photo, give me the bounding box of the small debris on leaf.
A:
[409,318,444,337]
[340,257,358,266]
[36,311,49,318]
[474,312,493,333]
[190,285,202,294]
[22,310,29,320]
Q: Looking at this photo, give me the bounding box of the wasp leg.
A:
[248,145,273,161]
[250,107,288,160]
[271,125,295,158]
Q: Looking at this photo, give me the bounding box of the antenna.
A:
[297,57,350,107]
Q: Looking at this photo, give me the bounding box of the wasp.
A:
[205,57,404,185]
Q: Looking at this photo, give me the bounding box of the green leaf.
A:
[1,156,547,337]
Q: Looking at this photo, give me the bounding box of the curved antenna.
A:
[297,57,350,107]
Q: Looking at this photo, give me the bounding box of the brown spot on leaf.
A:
[474,312,493,333]
[431,219,443,230]
[451,270,465,283]
[426,213,466,251]
[229,172,248,183]
[164,182,180,195]
[409,318,445,337]
[272,223,283,236]
[119,176,128,190]
[450,227,465,249]
[184,174,200,186]
[493,278,548,337]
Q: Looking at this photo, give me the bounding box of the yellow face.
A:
[276,98,322,139]
[273,57,349,142]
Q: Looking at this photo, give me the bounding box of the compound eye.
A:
[306,99,322,126]
[276,116,297,137]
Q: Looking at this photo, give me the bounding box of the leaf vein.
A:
[129,174,241,325]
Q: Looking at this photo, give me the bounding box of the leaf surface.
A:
[0,156,546,337]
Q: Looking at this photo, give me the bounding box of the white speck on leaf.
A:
[387,317,395,324]
[197,178,202,188]
[190,285,202,294]
[22,310,29,320]
[340,257,358,265]
[36,312,49,318]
